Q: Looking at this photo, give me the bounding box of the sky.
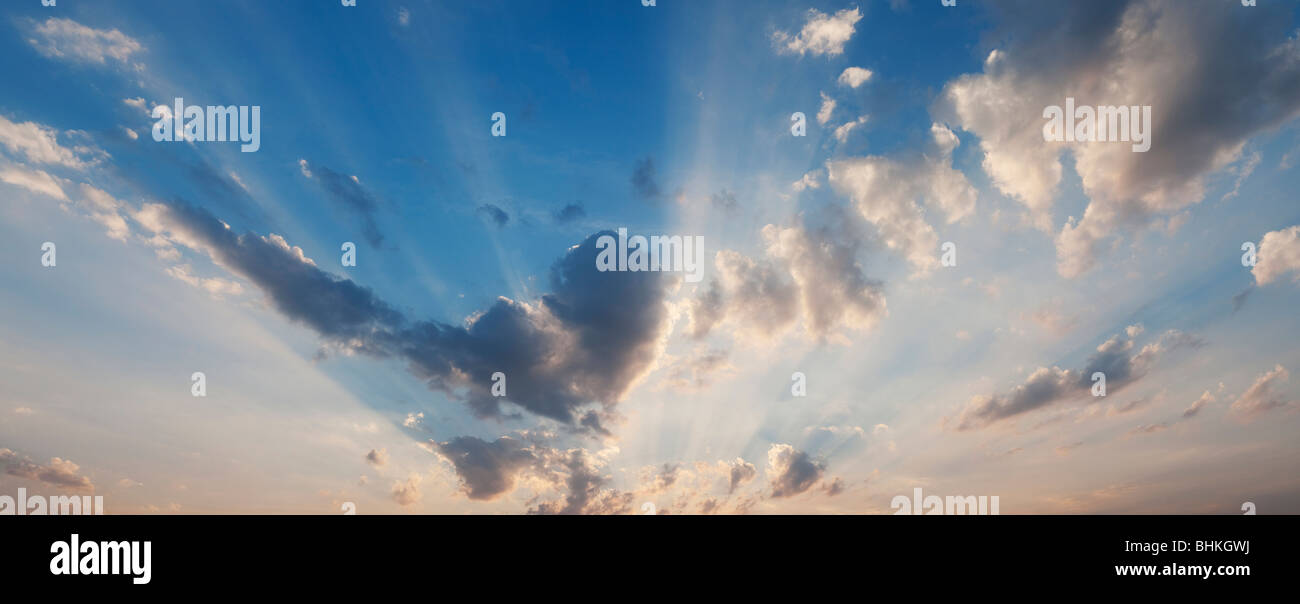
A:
[1,0,1299,515]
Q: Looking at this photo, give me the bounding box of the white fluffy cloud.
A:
[826,123,975,274]
[26,17,142,65]
[938,0,1300,278]
[1253,225,1300,286]
[772,8,862,57]
[838,66,873,88]
[0,114,96,169]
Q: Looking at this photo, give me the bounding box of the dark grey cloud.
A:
[553,202,585,223]
[434,436,535,501]
[145,203,672,431]
[767,444,824,498]
[476,203,510,227]
[631,156,661,200]
[951,327,1203,430]
[310,164,385,248]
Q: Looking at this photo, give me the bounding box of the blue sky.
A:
[2,0,1300,514]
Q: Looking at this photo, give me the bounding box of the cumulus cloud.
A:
[26,17,142,65]
[766,444,824,498]
[0,449,94,492]
[435,436,535,500]
[1252,225,1300,285]
[772,8,863,57]
[937,0,1300,277]
[135,202,673,432]
[688,250,799,340]
[529,448,633,515]
[762,216,887,339]
[838,66,874,88]
[827,123,976,274]
[950,326,1203,430]
[365,448,389,467]
[1229,365,1295,421]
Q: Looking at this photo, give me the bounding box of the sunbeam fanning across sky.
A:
[2,0,1299,527]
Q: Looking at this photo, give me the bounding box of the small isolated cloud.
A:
[554,202,586,223]
[398,7,411,27]
[26,17,142,66]
[1229,365,1295,421]
[838,66,873,88]
[365,448,388,467]
[766,444,824,498]
[1182,391,1214,419]
[772,8,863,57]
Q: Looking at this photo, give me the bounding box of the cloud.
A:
[1253,225,1300,285]
[772,8,863,57]
[529,448,633,515]
[365,448,389,467]
[391,474,421,506]
[137,203,673,430]
[762,216,887,339]
[827,123,975,274]
[302,163,385,247]
[950,326,1202,430]
[937,0,1300,277]
[0,114,100,169]
[164,264,244,299]
[631,157,661,200]
[766,444,823,498]
[476,203,510,227]
[0,449,94,492]
[435,436,535,500]
[817,92,836,125]
[553,202,586,223]
[0,165,66,200]
[727,458,757,494]
[398,7,411,27]
[838,66,874,88]
[688,250,799,340]
[1182,390,1214,419]
[1229,365,1295,421]
[833,116,869,143]
[26,17,142,65]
